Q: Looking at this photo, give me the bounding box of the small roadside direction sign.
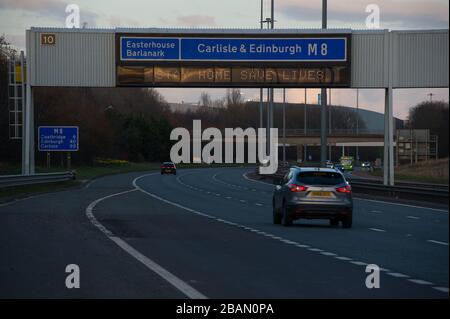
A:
[38,126,79,151]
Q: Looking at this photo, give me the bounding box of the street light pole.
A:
[259,0,263,130]
[356,88,359,162]
[265,19,271,154]
[320,0,328,167]
[283,88,286,163]
[328,88,332,160]
[304,88,307,161]
[269,0,275,154]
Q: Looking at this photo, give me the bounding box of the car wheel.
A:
[272,199,281,224]
[342,214,353,228]
[330,219,339,226]
[281,201,292,226]
[161,172,163,175]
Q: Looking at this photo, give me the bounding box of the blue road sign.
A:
[119,37,347,62]
[120,37,180,60]
[180,38,347,61]
[38,126,79,151]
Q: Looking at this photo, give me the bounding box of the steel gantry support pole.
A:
[20,51,26,175]
[388,88,395,185]
[24,30,35,175]
[383,87,394,185]
[383,30,395,186]
[304,88,307,162]
[320,0,328,167]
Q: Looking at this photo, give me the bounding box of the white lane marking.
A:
[370,210,383,213]
[433,287,449,293]
[85,184,207,300]
[353,197,449,213]
[369,228,386,232]
[427,240,449,246]
[281,239,297,245]
[226,196,232,199]
[83,179,97,189]
[242,172,274,186]
[350,261,368,266]
[308,248,323,252]
[239,199,246,203]
[387,272,410,278]
[320,252,337,256]
[408,279,434,285]
[255,203,263,206]
[133,173,448,294]
[406,216,420,220]
[257,231,268,235]
[334,256,352,261]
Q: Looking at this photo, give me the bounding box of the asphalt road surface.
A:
[0,168,448,298]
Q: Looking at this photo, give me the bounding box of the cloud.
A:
[3,34,26,51]
[176,15,216,27]
[0,0,63,15]
[0,0,98,27]
[277,0,449,29]
[105,16,141,27]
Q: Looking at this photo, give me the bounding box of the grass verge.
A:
[369,158,449,185]
[0,162,257,200]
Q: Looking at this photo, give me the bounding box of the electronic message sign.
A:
[116,33,351,88]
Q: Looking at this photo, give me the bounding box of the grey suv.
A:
[273,167,353,228]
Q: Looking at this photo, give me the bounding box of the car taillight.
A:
[336,185,351,193]
[289,184,308,192]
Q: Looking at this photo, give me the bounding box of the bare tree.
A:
[199,92,212,108]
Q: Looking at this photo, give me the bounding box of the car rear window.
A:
[296,171,344,186]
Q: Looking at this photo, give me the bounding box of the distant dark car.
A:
[273,167,353,228]
[334,163,344,172]
[325,161,334,169]
[161,162,177,175]
[361,162,372,168]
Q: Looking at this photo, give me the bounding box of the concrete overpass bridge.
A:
[280,129,386,146]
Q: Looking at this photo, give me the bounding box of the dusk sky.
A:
[0,0,448,119]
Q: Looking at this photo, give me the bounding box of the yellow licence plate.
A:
[310,191,332,197]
